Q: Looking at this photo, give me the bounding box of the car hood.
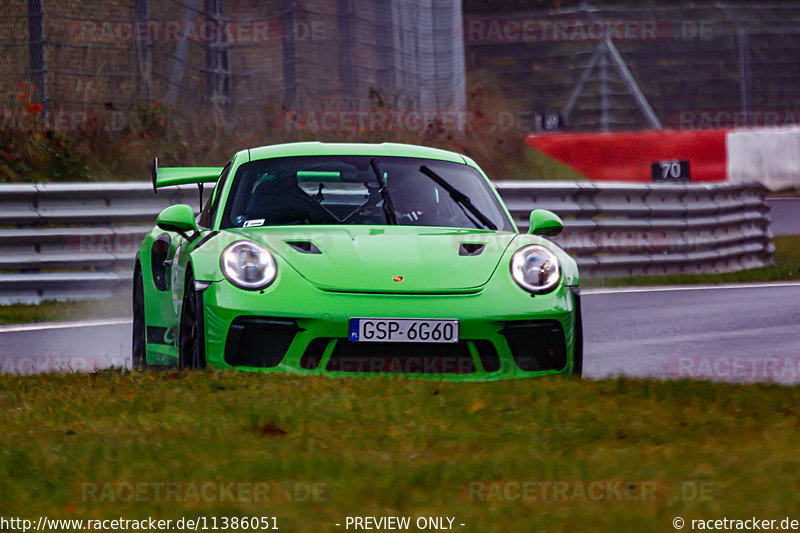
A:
[236,226,518,293]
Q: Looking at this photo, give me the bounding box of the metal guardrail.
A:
[0,183,195,304]
[0,181,774,303]
[497,181,774,278]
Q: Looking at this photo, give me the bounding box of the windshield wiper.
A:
[370,158,397,225]
[418,165,498,230]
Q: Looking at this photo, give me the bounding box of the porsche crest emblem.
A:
[392,275,404,283]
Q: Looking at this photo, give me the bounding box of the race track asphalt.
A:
[767,198,800,236]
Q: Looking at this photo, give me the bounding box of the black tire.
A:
[178,269,206,370]
[573,329,583,378]
[572,291,584,378]
[132,263,148,370]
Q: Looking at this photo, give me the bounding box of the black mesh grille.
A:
[326,341,475,374]
[224,317,298,368]
[475,340,501,372]
[300,338,329,370]
[502,321,567,372]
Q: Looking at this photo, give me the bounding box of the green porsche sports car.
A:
[132,142,582,380]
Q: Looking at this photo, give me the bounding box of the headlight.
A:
[510,245,561,294]
[220,241,277,290]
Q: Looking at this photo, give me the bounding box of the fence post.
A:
[204,0,231,107]
[374,0,393,98]
[282,0,297,109]
[598,42,611,133]
[165,0,199,105]
[737,28,752,117]
[718,3,752,120]
[337,0,355,109]
[133,0,152,103]
[26,0,48,121]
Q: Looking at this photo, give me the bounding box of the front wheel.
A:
[178,270,206,370]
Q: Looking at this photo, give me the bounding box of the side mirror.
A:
[157,204,198,238]
[528,209,563,237]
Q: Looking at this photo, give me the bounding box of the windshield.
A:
[220,156,514,231]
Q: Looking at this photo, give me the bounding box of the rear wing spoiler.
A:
[151,157,223,192]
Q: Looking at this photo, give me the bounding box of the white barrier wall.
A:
[727,128,800,191]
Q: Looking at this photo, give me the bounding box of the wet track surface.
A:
[582,284,800,383]
[1,284,799,383]
[767,198,800,236]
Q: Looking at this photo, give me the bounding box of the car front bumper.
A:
[199,274,580,381]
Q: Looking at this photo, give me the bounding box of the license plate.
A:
[349,318,459,343]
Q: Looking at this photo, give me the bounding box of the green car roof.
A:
[244,142,469,164]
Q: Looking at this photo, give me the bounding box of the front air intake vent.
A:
[224,317,299,368]
[300,338,330,370]
[502,320,567,372]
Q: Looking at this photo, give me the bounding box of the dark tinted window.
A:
[221,156,513,231]
[198,162,231,228]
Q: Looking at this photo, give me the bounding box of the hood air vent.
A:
[459,243,486,256]
[286,240,322,254]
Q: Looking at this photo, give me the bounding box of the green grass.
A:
[0,295,130,325]
[585,235,800,288]
[501,147,586,181]
[0,372,798,531]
